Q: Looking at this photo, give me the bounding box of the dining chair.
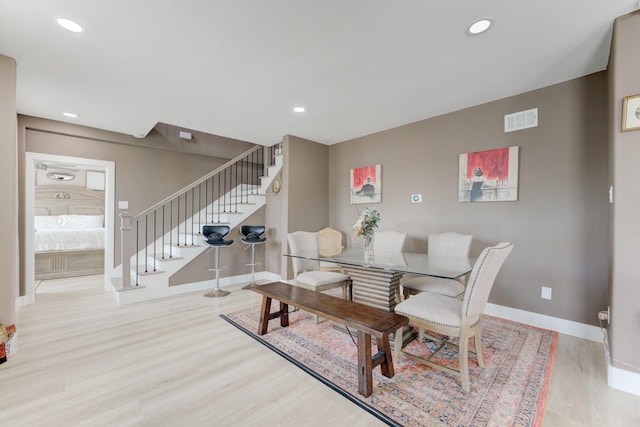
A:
[394,242,513,392]
[287,231,351,300]
[316,226,344,273]
[402,232,473,300]
[373,230,407,252]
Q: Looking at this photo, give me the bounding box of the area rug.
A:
[221,306,557,427]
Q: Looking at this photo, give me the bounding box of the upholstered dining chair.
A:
[373,230,407,252]
[393,242,513,392]
[402,232,473,300]
[317,226,344,273]
[287,231,351,300]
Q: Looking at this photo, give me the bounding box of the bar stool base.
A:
[203,288,230,298]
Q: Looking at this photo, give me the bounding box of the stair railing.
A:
[119,142,281,290]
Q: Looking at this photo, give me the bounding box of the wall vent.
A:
[504,108,538,133]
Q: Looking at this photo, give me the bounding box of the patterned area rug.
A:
[221,306,557,427]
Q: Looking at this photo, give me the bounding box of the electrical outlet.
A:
[541,286,552,300]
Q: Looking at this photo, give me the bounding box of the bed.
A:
[34,185,105,280]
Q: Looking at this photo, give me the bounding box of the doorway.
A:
[25,152,115,304]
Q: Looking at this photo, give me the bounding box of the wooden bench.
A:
[251,281,409,397]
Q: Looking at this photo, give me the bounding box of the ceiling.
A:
[0,1,638,146]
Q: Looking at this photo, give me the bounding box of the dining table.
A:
[285,247,474,313]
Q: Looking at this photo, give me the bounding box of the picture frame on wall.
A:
[458,146,519,202]
[622,94,640,132]
[350,164,381,204]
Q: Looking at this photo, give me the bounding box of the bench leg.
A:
[357,330,373,397]
[279,301,289,328]
[258,296,272,335]
[376,336,394,378]
[258,296,289,336]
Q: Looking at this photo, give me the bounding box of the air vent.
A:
[504,108,538,133]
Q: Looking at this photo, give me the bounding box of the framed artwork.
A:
[350,164,381,204]
[459,146,519,202]
[622,94,640,132]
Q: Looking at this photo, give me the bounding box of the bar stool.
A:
[202,225,234,298]
[240,225,266,289]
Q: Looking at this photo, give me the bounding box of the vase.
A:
[363,234,374,265]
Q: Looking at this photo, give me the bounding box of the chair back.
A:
[203,225,230,238]
[428,232,473,257]
[202,225,233,246]
[373,231,407,252]
[241,225,265,237]
[241,225,266,243]
[462,242,513,323]
[317,227,343,257]
[287,231,320,275]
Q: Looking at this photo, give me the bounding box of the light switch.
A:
[118,201,129,209]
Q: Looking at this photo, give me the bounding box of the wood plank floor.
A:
[1,275,638,426]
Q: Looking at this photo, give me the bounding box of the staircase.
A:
[110,144,282,305]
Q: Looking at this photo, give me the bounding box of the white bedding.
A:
[34,215,105,252]
[35,228,105,252]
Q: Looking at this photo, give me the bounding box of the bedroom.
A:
[26,153,115,298]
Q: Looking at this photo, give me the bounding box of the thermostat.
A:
[411,194,422,203]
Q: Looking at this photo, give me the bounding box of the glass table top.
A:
[285,247,474,280]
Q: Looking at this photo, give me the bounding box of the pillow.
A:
[34,216,61,230]
[59,214,104,229]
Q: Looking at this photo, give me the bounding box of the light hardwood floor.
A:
[1,275,638,426]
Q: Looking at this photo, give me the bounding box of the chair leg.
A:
[459,329,470,392]
[204,247,229,298]
[394,327,404,360]
[474,323,484,368]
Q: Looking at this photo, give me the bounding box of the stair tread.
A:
[131,265,165,276]
[152,255,185,261]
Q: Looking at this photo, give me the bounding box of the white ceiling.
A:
[0,1,637,146]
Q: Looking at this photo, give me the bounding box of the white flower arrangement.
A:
[353,207,380,240]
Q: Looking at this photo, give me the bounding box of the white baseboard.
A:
[607,351,640,396]
[15,295,27,311]
[484,302,602,341]
[166,271,281,296]
[485,302,640,397]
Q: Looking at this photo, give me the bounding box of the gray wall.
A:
[609,11,640,375]
[329,72,609,327]
[274,135,331,280]
[0,54,17,327]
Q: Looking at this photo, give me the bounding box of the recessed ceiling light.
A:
[63,112,77,118]
[57,18,84,33]
[467,18,492,36]
[293,106,305,113]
